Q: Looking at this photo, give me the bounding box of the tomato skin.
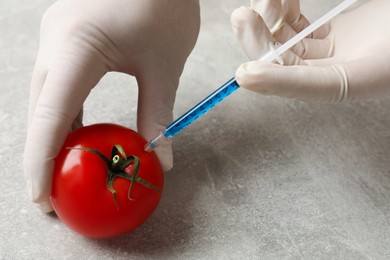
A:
[50,123,164,238]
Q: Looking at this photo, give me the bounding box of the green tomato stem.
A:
[67,144,160,209]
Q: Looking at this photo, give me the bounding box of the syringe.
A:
[145,0,357,152]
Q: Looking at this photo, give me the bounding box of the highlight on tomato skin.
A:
[50,123,164,238]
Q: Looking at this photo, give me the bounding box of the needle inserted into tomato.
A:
[51,123,164,238]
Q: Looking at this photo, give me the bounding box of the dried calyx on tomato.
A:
[69,144,160,209]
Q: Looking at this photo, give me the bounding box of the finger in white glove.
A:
[232,0,390,102]
[24,0,200,212]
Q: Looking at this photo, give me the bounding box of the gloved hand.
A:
[231,0,390,102]
[24,0,200,212]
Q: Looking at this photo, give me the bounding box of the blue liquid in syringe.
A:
[163,77,239,138]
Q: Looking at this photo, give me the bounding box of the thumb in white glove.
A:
[231,0,390,102]
[24,0,200,212]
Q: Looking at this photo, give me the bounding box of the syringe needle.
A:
[144,78,239,151]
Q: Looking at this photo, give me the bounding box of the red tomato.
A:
[50,123,164,238]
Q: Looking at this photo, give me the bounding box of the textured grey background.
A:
[1,0,389,259]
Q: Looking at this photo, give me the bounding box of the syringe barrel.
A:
[163,78,240,138]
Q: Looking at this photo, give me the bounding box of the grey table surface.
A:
[1,0,389,259]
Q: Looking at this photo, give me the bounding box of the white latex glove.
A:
[231,0,390,102]
[24,0,200,212]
